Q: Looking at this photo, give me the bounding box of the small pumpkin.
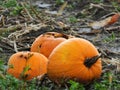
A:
[48,38,102,84]
[31,32,73,58]
[7,51,48,80]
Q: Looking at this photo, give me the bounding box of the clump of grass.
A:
[69,16,77,23]
[1,0,23,16]
[103,32,116,43]
[94,72,120,90]
[68,80,85,90]
[112,2,120,12]
[55,0,65,5]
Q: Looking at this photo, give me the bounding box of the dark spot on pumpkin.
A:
[62,34,69,39]
[20,54,23,58]
[27,53,34,59]
[39,44,42,48]
[24,56,28,60]
[51,33,55,36]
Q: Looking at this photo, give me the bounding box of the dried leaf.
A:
[88,13,120,29]
[102,58,120,67]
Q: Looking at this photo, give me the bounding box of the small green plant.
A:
[103,32,116,43]
[94,72,120,90]
[0,1,3,5]
[1,0,23,16]
[112,2,120,12]
[67,4,75,10]
[55,0,65,5]
[2,0,17,8]
[10,5,23,15]
[0,48,3,52]
[68,80,85,90]
[69,16,77,23]
[0,60,5,72]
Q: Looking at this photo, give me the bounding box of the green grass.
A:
[0,59,119,90]
[103,32,116,43]
[68,80,85,90]
[69,16,77,23]
[0,0,23,16]
[55,0,65,5]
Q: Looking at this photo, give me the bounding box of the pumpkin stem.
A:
[84,54,101,68]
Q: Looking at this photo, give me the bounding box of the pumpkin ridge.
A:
[84,54,101,68]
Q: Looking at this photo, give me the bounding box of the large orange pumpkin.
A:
[47,38,102,84]
[31,32,73,58]
[7,51,48,80]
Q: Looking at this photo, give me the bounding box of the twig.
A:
[0,37,14,47]
[30,5,43,21]
[90,3,104,9]
[20,2,33,20]
[100,13,116,19]
[57,1,68,16]
[0,25,22,35]
[105,26,120,32]
[0,15,5,26]
[0,44,14,51]
[8,23,47,40]
[13,40,18,52]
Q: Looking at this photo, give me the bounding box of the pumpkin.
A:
[7,51,48,80]
[31,32,73,58]
[47,38,102,84]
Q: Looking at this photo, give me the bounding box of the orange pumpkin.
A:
[31,32,73,58]
[7,51,48,80]
[47,38,102,84]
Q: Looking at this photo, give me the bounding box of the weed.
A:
[68,80,85,90]
[94,72,120,90]
[1,0,23,16]
[112,2,120,12]
[103,32,116,43]
[2,0,17,8]
[69,16,77,23]
[55,0,65,5]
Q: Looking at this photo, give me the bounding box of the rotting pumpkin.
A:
[47,38,102,84]
[31,32,73,58]
[7,51,48,80]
